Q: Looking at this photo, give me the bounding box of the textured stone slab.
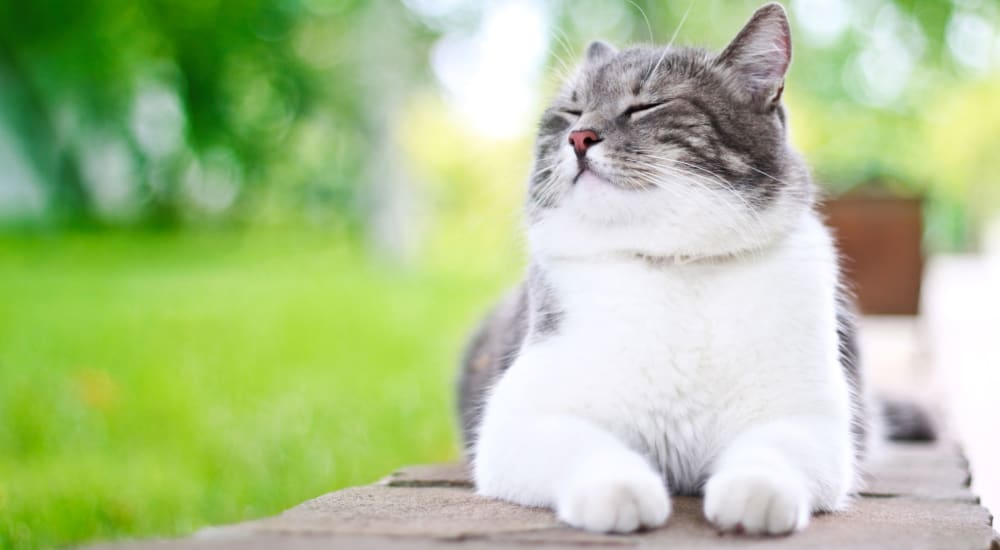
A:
[492,496,995,549]
[88,442,997,550]
[92,491,996,550]
[370,443,979,502]
[381,463,472,488]
[863,442,976,502]
[251,485,557,538]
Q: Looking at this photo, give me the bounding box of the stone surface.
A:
[89,441,997,550]
[252,486,557,538]
[381,462,472,488]
[862,442,977,502]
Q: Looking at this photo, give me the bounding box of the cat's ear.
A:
[584,40,616,65]
[717,3,791,107]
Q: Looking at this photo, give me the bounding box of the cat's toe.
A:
[703,469,809,535]
[557,467,670,533]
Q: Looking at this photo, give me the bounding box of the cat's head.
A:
[526,3,814,261]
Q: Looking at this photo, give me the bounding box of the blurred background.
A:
[2,0,1000,548]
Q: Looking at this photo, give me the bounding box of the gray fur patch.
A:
[527,264,563,338]
[836,289,867,460]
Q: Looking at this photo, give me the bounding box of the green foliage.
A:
[0,232,515,549]
[0,0,433,227]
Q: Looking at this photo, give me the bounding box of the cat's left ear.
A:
[717,3,791,107]
[584,40,617,65]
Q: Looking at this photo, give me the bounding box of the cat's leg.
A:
[703,417,852,535]
[473,351,670,533]
[475,413,670,533]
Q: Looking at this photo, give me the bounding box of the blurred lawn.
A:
[0,231,511,549]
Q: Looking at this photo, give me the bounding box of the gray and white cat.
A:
[458,3,924,536]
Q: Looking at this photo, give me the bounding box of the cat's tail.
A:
[879,397,937,441]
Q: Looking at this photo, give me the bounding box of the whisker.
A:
[745,164,791,187]
[625,0,655,44]
[665,0,695,51]
[624,157,771,260]
[640,0,694,90]
[647,156,772,242]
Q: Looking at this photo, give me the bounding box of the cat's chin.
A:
[530,184,808,263]
[573,170,610,189]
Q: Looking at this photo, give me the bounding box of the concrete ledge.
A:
[89,442,997,549]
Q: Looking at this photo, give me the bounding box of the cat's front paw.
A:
[556,459,671,533]
[703,469,810,535]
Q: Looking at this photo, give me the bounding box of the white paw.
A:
[703,469,810,535]
[556,460,671,533]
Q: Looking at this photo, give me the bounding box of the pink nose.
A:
[568,129,600,156]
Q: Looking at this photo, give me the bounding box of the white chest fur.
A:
[476,211,854,502]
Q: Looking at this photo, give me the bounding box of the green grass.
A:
[0,231,514,549]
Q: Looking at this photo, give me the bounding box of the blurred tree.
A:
[0,0,436,229]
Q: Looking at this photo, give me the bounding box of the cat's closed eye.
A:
[622,101,668,119]
[560,109,582,118]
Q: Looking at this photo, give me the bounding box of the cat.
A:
[457,2,929,537]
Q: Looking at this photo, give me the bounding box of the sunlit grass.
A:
[0,231,515,549]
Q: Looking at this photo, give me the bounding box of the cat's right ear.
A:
[584,40,617,65]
